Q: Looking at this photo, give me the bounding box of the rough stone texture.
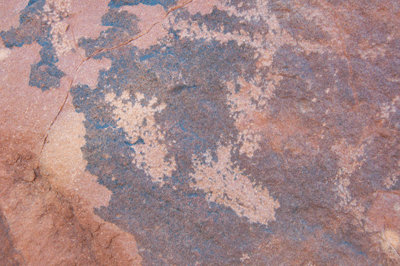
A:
[0,0,399,265]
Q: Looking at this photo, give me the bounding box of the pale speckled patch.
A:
[50,21,73,56]
[45,0,71,14]
[226,77,276,157]
[384,160,400,189]
[167,10,294,68]
[331,139,366,223]
[359,43,387,61]
[380,96,399,120]
[304,262,317,266]
[169,16,261,47]
[226,74,319,157]
[214,0,269,22]
[333,177,365,226]
[43,0,73,57]
[334,177,352,207]
[105,91,176,185]
[332,139,365,176]
[240,253,250,262]
[166,1,332,161]
[331,139,364,206]
[190,144,279,225]
[43,0,112,57]
[168,0,337,71]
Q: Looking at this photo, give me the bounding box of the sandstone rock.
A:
[0,0,399,265]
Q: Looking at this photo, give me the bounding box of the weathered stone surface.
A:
[0,0,399,265]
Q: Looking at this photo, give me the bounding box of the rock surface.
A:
[0,0,399,265]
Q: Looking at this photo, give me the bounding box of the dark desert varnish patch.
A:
[69,0,400,265]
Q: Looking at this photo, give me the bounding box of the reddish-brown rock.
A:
[1,0,399,265]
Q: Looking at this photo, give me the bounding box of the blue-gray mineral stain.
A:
[71,0,400,264]
[79,10,141,57]
[70,1,395,265]
[0,0,65,91]
[109,0,178,10]
[72,36,269,266]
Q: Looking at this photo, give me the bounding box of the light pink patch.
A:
[186,0,219,15]
[66,0,110,40]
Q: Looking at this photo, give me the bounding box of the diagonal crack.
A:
[86,0,194,60]
[37,85,70,168]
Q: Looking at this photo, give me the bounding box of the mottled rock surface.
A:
[0,0,399,265]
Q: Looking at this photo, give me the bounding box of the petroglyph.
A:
[226,77,276,157]
[43,0,73,56]
[332,139,365,176]
[105,91,176,185]
[331,139,366,226]
[190,144,279,225]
